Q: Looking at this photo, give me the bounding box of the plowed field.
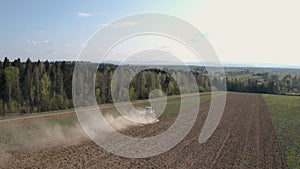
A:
[0,93,286,168]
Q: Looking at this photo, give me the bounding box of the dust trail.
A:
[0,120,87,163]
[0,110,158,163]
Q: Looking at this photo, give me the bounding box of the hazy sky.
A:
[0,0,299,66]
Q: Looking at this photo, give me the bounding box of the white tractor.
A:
[143,106,159,124]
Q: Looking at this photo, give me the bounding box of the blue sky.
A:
[1,0,300,67]
[0,0,159,60]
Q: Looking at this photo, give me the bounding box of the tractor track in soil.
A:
[0,93,286,168]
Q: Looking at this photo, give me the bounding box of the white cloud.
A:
[42,40,53,45]
[106,21,139,28]
[27,40,36,46]
[80,43,86,48]
[77,12,91,17]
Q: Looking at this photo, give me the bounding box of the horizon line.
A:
[1,57,300,69]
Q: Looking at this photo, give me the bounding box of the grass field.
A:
[263,94,300,168]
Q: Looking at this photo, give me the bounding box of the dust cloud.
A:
[0,110,158,163]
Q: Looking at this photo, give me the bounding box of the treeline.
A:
[227,72,300,95]
[0,58,213,115]
[1,58,299,116]
[0,58,74,115]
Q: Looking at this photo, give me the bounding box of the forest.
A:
[0,57,300,115]
[226,69,300,95]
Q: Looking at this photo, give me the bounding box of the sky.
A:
[0,0,300,67]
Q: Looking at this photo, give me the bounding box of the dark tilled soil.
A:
[0,93,286,169]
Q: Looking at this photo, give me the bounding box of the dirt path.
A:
[0,93,286,168]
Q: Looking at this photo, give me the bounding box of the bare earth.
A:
[0,93,287,169]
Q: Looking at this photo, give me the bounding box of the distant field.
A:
[263,94,300,168]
